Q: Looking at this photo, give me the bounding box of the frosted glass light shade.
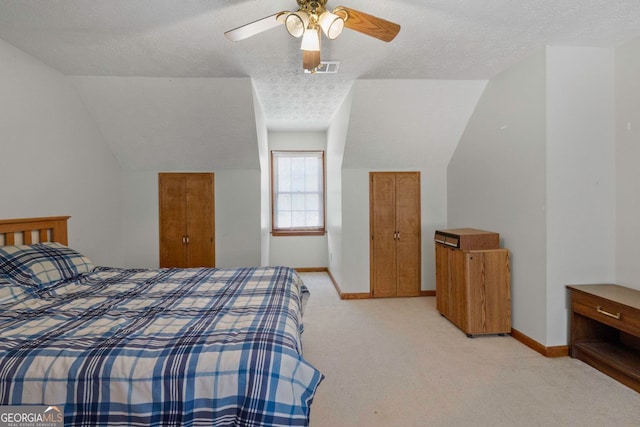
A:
[300,28,320,51]
[285,11,309,38]
[318,11,344,39]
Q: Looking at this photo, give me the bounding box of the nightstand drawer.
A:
[571,290,640,337]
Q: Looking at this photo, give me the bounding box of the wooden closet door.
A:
[370,172,421,298]
[185,174,215,267]
[370,173,397,298]
[395,173,421,297]
[159,174,188,267]
[159,173,215,268]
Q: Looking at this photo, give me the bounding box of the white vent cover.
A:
[304,61,340,74]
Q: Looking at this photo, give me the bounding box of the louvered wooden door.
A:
[159,173,215,268]
[370,172,421,297]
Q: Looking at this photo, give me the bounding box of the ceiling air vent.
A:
[304,61,340,74]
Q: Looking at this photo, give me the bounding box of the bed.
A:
[0,216,323,426]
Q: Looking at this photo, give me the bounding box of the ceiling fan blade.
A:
[303,50,321,71]
[333,6,400,42]
[224,11,289,42]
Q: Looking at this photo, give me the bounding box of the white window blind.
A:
[271,150,325,234]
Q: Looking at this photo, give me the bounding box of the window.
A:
[271,150,325,236]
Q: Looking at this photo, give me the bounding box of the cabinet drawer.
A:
[571,291,640,337]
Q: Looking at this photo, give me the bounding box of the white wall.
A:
[337,80,485,295]
[341,169,371,293]
[253,83,271,267]
[615,37,640,290]
[121,171,158,268]
[267,131,328,268]
[546,46,616,345]
[326,88,353,285]
[421,168,449,286]
[69,77,259,172]
[340,167,448,294]
[215,169,262,267]
[343,80,488,169]
[448,50,548,344]
[122,169,261,269]
[449,47,618,346]
[0,38,123,267]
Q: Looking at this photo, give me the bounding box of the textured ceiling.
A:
[1,0,640,130]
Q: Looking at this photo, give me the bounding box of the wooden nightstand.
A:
[567,284,640,392]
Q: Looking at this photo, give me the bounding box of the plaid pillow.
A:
[0,242,94,294]
[0,273,32,304]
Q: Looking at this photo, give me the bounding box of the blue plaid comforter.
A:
[0,266,323,426]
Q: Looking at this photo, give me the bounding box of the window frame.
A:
[270,150,326,237]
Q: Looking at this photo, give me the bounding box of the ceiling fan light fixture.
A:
[300,27,320,51]
[318,11,344,39]
[224,1,401,71]
[285,11,309,38]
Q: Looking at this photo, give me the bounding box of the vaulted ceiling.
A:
[1,0,639,170]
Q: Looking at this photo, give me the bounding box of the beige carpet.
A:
[298,272,640,427]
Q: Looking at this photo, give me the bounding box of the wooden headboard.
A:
[0,216,70,246]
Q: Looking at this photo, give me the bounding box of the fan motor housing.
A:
[297,0,328,13]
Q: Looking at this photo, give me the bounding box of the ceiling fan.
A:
[224,0,401,72]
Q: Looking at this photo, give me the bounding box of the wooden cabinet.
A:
[370,172,421,298]
[159,173,215,268]
[567,284,640,392]
[435,228,511,336]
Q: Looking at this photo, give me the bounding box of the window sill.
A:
[272,230,326,237]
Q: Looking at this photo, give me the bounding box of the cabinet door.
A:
[370,173,397,298]
[185,174,215,267]
[466,250,511,334]
[435,243,448,313]
[159,174,188,268]
[448,248,468,330]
